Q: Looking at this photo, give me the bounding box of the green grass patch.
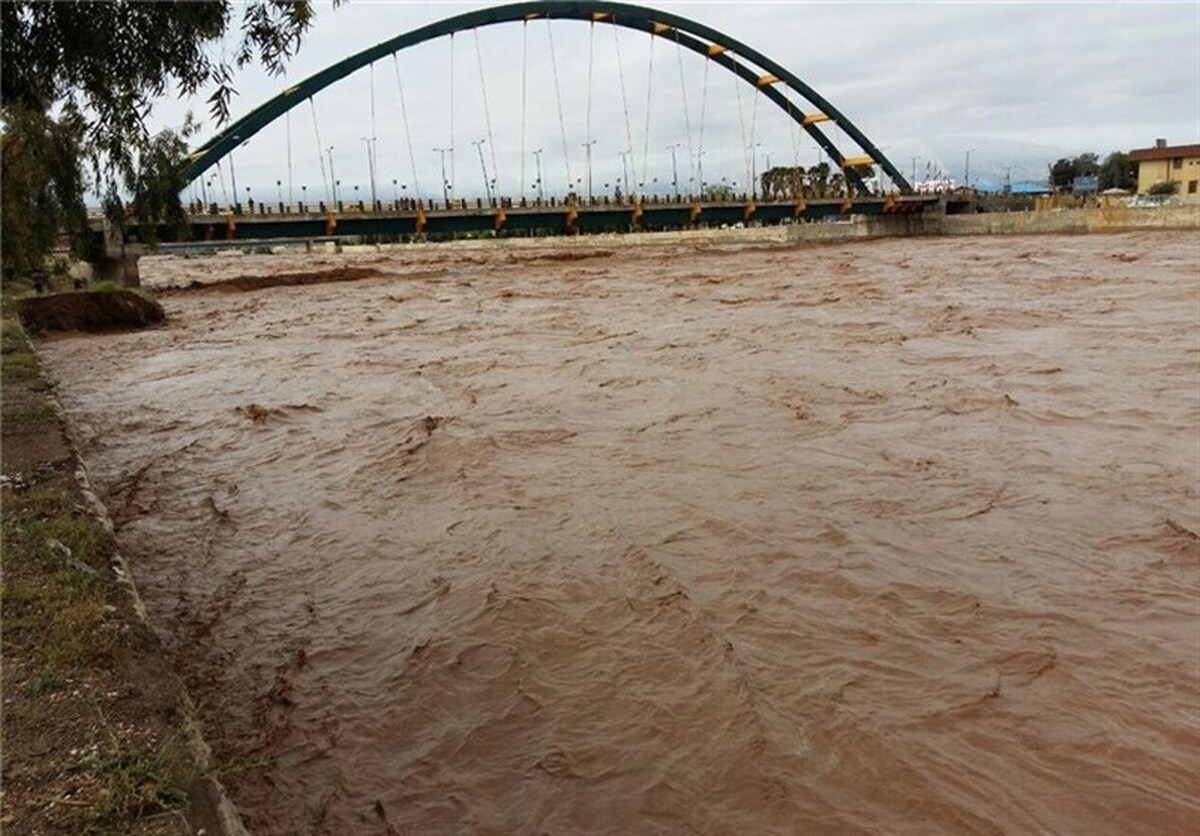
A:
[77,710,198,834]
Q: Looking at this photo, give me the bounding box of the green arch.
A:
[185,1,911,193]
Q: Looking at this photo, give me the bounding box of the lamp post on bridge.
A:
[326,146,338,206]
[911,156,921,189]
[229,142,240,211]
[667,143,681,201]
[751,142,762,198]
[964,148,977,190]
[532,149,545,202]
[582,139,597,203]
[433,147,451,204]
[617,150,631,201]
[361,136,378,209]
[472,139,492,204]
[695,150,707,200]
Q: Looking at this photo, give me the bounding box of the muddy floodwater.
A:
[38,231,1199,834]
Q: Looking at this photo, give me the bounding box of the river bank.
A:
[1,311,244,834]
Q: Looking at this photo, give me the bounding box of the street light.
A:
[964,148,977,189]
[532,149,545,202]
[433,147,451,204]
[582,139,597,202]
[326,146,338,205]
[361,136,378,209]
[667,143,681,200]
[471,139,491,203]
[617,149,631,199]
[751,142,763,197]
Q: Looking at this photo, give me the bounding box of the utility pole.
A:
[582,139,597,202]
[532,149,545,202]
[667,143,681,200]
[326,146,337,205]
[434,147,451,204]
[472,139,491,203]
[964,148,977,189]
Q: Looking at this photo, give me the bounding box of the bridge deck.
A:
[127,195,942,243]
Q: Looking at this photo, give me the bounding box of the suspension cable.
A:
[749,84,761,192]
[675,30,696,194]
[586,20,595,197]
[309,97,330,205]
[612,19,636,194]
[640,28,655,188]
[546,18,573,194]
[215,159,229,206]
[787,95,802,196]
[731,55,751,191]
[473,28,500,197]
[286,109,294,206]
[368,62,378,205]
[392,52,422,202]
[697,56,710,188]
[449,33,456,202]
[520,20,528,201]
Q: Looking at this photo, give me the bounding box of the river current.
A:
[37,231,1199,834]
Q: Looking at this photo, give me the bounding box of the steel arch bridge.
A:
[185,0,912,194]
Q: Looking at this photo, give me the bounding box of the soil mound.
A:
[17,290,166,334]
[171,266,383,294]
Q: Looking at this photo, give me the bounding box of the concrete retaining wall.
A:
[936,204,1200,236]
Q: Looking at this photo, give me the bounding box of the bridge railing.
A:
[186,187,906,218]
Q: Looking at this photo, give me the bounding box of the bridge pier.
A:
[88,221,143,288]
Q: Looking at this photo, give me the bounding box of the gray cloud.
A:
[158,0,1200,201]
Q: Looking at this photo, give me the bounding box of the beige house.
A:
[1130,140,1200,202]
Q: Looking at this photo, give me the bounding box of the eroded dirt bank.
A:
[36,232,1200,834]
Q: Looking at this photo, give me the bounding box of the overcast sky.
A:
[155,0,1200,203]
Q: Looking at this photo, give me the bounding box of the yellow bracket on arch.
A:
[653,22,671,34]
[757,74,781,87]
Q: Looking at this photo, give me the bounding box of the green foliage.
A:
[1148,180,1179,196]
[0,1,322,284]
[1050,152,1103,190]
[1,2,314,173]
[0,107,89,283]
[1098,151,1136,191]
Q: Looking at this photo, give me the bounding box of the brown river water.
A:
[37,231,1199,834]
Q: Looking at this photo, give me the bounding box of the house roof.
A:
[1129,143,1200,162]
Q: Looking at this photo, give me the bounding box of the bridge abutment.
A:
[88,222,143,288]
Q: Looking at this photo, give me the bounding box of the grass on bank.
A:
[1,312,199,833]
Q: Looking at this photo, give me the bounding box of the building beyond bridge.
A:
[1131,139,1200,202]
